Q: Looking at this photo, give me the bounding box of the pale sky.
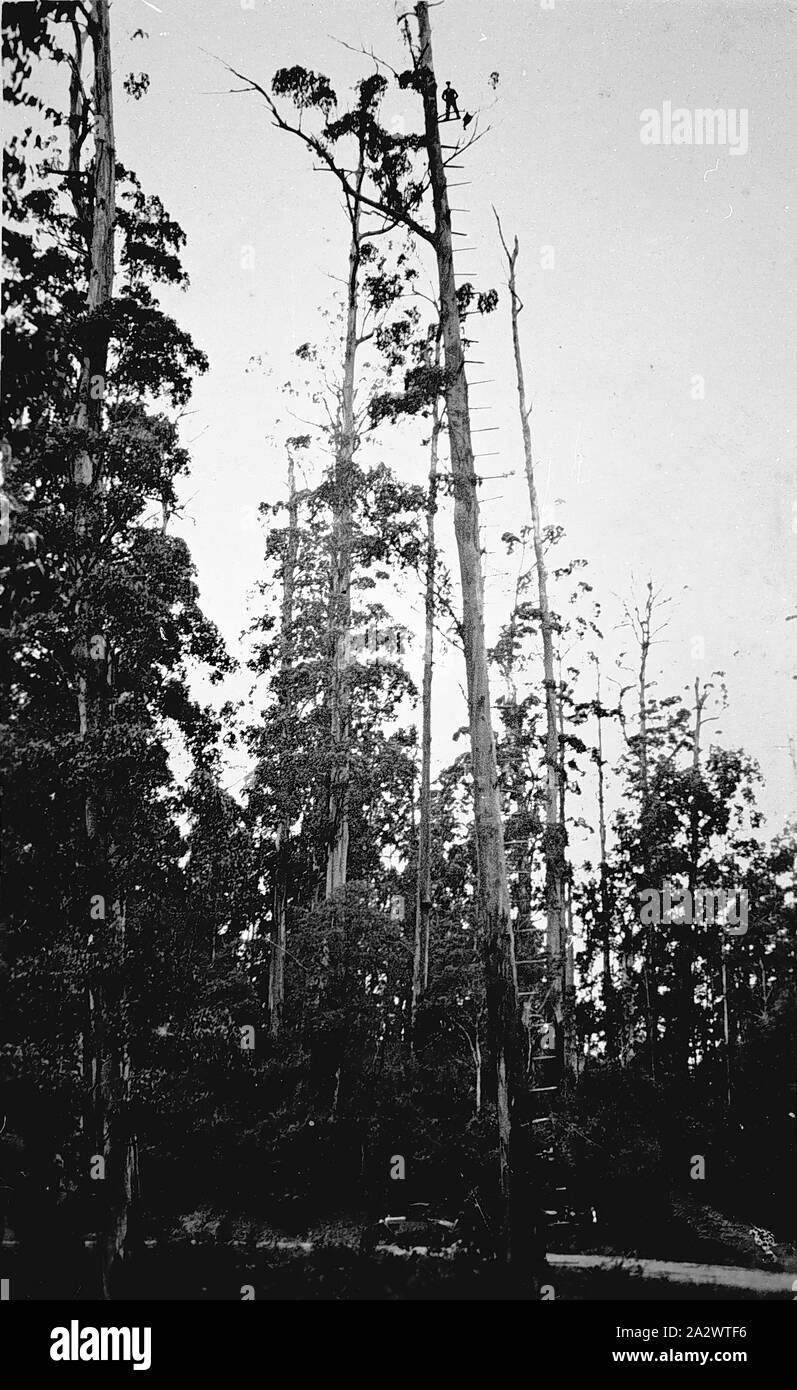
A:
[95,0,796,835]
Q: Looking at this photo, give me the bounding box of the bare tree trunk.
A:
[270,451,299,1035]
[494,217,568,1075]
[413,3,518,1262]
[412,337,442,1035]
[326,158,364,899]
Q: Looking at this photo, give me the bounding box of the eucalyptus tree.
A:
[222,4,521,1257]
[2,0,225,1295]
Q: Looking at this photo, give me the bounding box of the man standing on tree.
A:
[442,80,461,120]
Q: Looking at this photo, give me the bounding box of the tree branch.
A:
[209,54,437,248]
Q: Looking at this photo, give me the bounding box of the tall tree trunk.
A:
[594,662,616,1059]
[70,0,138,1298]
[412,335,442,1035]
[494,218,569,1076]
[413,3,519,1262]
[720,951,733,1111]
[503,550,533,919]
[627,582,658,1079]
[557,662,578,1079]
[677,677,707,1075]
[326,158,364,899]
[270,451,299,1035]
[67,17,85,194]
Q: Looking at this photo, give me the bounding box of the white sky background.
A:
[91,0,796,834]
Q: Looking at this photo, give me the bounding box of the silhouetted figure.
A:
[442,82,461,121]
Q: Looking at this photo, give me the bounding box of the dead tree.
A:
[494,216,569,1078]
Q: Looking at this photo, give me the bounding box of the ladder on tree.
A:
[443,137,582,1245]
[515,925,559,1109]
[515,925,579,1240]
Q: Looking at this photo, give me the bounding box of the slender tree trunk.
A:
[67,18,85,193]
[494,218,569,1076]
[412,337,442,1035]
[503,554,533,924]
[677,677,707,1075]
[721,951,733,1110]
[594,664,615,1058]
[69,0,138,1299]
[326,159,364,898]
[413,3,519,1263]
[634,585,657,1080]
[557,664,578,1079]
[270,452,299,1035]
